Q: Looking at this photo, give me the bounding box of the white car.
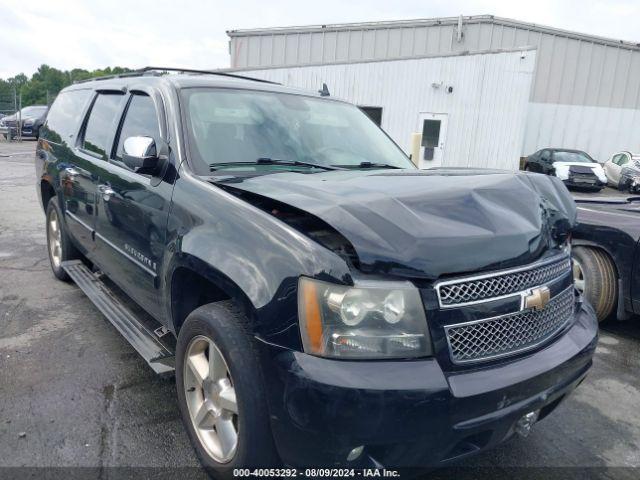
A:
[603,151,640,189]
[525,149,607,191]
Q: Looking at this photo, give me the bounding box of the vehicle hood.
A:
[552,161,607,182]
[1,113,40,122]
[218,169,577,279]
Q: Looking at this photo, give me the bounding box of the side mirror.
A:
[122,136,161,174]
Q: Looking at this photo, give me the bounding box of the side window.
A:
[619,154,630,166]
[42,89,91,145]
[540,150,551,162]
[82,93,124,159]
[115,93,161,162]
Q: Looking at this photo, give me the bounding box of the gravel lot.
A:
[1,140,639,479]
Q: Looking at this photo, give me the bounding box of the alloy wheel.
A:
[48,208,63,268]
[184,335,239,463]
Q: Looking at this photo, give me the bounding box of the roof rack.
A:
[74,66,279,85]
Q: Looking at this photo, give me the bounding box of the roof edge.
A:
[226,14,640,51]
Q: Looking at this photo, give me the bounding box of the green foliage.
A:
[0,64,132,114]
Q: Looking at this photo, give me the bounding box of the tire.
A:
[176,301,279,477]
[45,197,80,281]
[572,246,618,322]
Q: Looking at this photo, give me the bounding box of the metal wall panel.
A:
[524,103,640,161]
[229,16,640,109]
[240,50,536,170]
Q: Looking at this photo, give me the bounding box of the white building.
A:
[225,15,640,170]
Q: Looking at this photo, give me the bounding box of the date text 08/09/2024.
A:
[232,469,401,477]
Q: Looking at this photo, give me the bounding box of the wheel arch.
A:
[40,178,57,212]
[167,254,257,335]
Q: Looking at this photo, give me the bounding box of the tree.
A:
[0,65,133,112]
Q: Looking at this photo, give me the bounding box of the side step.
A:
[62,260,175,375]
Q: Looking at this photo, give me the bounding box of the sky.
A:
[2,0,640,79]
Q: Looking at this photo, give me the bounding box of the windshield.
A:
[553,151,595,163]
[181,88,414,174]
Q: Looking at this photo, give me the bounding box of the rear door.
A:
[39,89,93,251]
[62,91,125,254]
[93,90,172,319]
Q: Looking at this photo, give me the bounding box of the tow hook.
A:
[515,411,539,438]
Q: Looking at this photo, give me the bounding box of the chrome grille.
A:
[437,255,571,307]
[445,286,574,364]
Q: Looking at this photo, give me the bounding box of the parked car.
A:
[36,68,597,473]
[0,105,49,138]
[603,151,640,191]
[525,148,607,191]
[573,196,640,322]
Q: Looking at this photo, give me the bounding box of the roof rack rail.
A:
[73,66,279,85]
[73,70,153,84]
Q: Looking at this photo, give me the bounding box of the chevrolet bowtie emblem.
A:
[524,286,551,311]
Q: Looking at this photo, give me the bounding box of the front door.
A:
[417,112,448,168]
[605,153,629,186]
[93,91,171,319]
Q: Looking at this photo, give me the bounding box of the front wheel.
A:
[176,301,279,476]
[572,247,617,322]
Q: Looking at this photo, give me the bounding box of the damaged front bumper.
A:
[258,302,598,468]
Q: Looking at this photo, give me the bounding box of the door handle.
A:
[98,184,115,201]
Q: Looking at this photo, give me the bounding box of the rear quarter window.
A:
[42,89,92,145]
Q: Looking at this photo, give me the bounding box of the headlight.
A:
[23,119,34,126]
[298,277,432,359]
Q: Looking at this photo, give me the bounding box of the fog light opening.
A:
[346,445,364,461]
[515,410,539,438]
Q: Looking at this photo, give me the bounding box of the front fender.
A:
[165,167,353,341]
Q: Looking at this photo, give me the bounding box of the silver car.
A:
[603,151,640,189]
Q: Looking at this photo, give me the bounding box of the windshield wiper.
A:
[210,158,339,172]
[331,161,403,169]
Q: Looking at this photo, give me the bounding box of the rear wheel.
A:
[572,247,617,322]
[176,301,279,477]
[46,198,80,281]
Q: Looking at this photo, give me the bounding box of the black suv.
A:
[1,105,48,138]
[36,68,598,474]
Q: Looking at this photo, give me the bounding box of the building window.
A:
[359,106,383,126]
[421,119,441,148]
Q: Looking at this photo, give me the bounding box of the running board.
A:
[62,260,175,375]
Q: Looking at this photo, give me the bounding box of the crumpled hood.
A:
[220,169,577,279]
[553,161,607,182]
